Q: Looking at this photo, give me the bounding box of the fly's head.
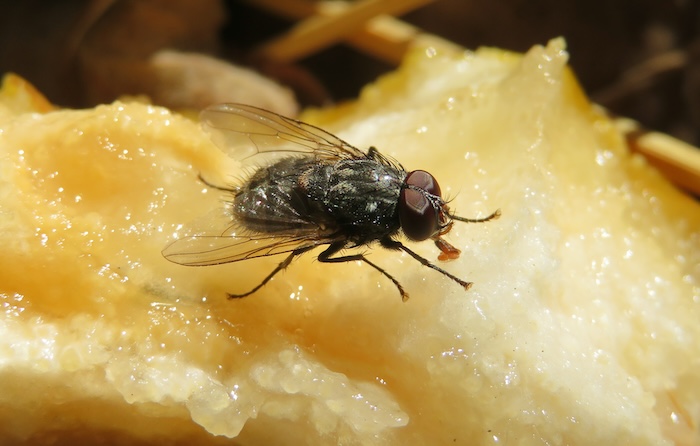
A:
[399,170,500,262]
[399,170,456,260]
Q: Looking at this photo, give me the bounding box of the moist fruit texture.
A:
[0,39,698,445]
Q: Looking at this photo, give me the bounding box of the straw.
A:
[249,0,700,196]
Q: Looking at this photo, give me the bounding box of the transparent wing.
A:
[201,103,366,165]
[162,232,330,266]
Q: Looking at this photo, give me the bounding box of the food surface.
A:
[0,38,698,445]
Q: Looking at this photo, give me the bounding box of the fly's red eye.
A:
[405,170,441,196]
[399,170,443,241]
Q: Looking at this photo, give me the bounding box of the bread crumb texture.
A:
[0,39,698,445]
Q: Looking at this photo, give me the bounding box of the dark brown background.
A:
[1,0,698,146]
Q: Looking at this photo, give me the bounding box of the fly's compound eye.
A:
[399,170,443,241]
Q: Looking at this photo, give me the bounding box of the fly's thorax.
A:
[298,160,334,203]
[322,158,406,237]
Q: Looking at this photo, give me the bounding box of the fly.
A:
[162,103,500,301]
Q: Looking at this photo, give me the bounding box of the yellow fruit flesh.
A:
[0,39,698,445]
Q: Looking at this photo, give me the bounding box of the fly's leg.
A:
[228,245,315,299]
[380,238,473,291]
[450,208,501,223]
[366,147,380,160]
[198,173,239,192]
[318,242,409,302]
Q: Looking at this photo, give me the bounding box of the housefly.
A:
[162,103,500,301]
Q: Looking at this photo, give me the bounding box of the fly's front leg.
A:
[380,238,473,291]
[318,242,409,301]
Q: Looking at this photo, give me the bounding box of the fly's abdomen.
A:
[232,158,332,234]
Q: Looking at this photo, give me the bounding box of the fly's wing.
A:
[165,104,359,266]
[162,233,329,266]
[201,103,366,166]
[162,207,332,266]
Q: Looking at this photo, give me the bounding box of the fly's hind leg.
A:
[228,245,315,299]
[198,173,236,192]
[318,242,409,301]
